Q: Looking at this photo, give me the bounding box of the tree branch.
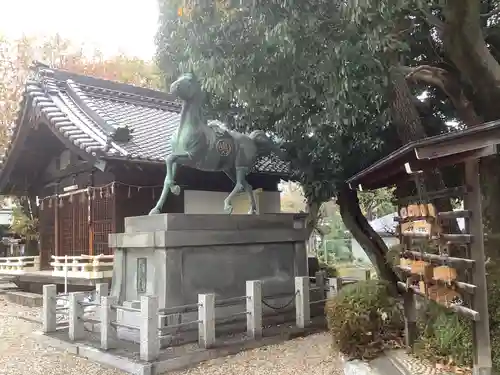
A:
[401,65,482,127]
[481,7,500,18]
[419,3,445,30]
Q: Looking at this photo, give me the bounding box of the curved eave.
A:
[347,120,500,191]
[0,87,107,194]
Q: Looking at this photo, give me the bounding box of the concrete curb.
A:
[32,325,326,375]
[341,355,408,375]
[341,350,454,375]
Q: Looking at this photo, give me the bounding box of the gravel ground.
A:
[0,293,343,375]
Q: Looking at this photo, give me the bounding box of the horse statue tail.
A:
[249,130,284,158]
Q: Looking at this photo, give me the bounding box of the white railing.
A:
[43,280,265,361]
[42,272,371,363]
[51,254,114,279]
[42,276,341,362]
[0,255,41,274]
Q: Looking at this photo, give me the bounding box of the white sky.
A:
[0,0,158,60]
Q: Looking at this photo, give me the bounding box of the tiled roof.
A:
[2,62,290,176]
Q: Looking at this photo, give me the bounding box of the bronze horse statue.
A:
[149,73,283,215]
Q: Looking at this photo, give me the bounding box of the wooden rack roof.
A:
[347,120,500,190]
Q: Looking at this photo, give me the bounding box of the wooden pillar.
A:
[403,291,417,347]
[464,159,492,375]
[88,173,94,256]
[54,183,60,257]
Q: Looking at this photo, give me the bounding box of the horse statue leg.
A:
[223,167,256,214]
[243,179,258,214]
[149,153,186,215]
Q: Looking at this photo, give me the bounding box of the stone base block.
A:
[109,213,309,313]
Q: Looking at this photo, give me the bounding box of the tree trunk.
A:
[305,200,320,240]
[443,1,500,121]
[338,185,398,285]
[441,2,500,262]
[389,65,460,234]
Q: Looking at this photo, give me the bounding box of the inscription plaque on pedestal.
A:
[137,258,147,294]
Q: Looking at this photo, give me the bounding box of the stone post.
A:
[198,293,215,348]
[315,270,326,299]
[295,276,310,329]
[100,296,117,350]
[68,292,86,341]
[42,284,57,333]
[140,295,159,361]
[95,283,108,301]
[327,277,343,298]
[33,256,41,271]
[246,280,262,339]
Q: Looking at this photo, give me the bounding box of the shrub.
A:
[413,302,472,368]
[413,263,500,371]
[325,279,404,360]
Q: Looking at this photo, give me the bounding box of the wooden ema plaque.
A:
[427,285,462,306]
[397,202,461,305]
[399,203,437,219]
[399,203,441,237]
[433,266,457,283]
[408,260,434,282]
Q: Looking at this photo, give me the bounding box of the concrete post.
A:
[33,256,41,271]
[315,270,326,299]
[95,283,109,301]
[246,280,262,339]
[362,269,371,281]
[68,292,86,341]
[42,284,57,333]
[295,276,310,329]
[100,296,117,350]
[198,293,215,348]
[140,295,159,361]
[327,277,343,298]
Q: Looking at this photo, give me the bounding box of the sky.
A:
[0,0,158,60]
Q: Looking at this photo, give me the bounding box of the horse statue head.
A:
[170,72,203,102]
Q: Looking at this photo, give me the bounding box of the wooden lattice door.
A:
[59,194,89,257]
[92,189,115,255]
[39,200,55,269]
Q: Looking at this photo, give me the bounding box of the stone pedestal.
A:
[108,213,308,343]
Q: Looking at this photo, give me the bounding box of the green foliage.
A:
[358,188,396,221]
[485,264,500,371]
[10,205,38,242]
[155,0,415,204]
[414,302,472,368]
[325,279,404,360]
[413,264,500,371]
